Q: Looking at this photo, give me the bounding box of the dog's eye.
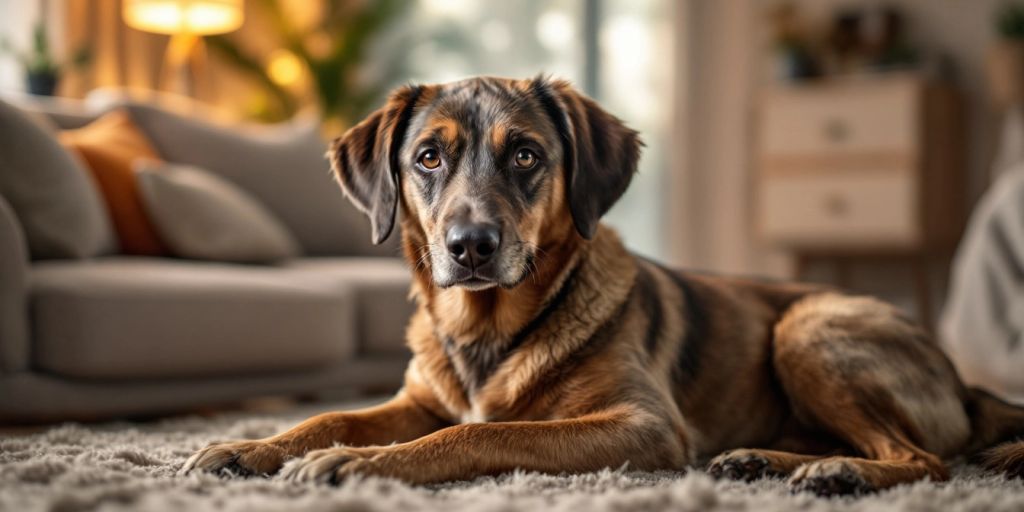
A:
[418,149,442,171]
[513,148,538,169]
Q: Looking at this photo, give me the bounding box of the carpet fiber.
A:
[4,401,1024,512]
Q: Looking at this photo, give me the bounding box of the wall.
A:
[669,0,762,274]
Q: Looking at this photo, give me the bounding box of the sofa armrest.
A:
[0,194,29,372]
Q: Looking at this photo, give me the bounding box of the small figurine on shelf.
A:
[824,6,919,76]
[767,2,820,82]
[860,7,919,72]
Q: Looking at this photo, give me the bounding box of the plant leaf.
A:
[206,34,297,119]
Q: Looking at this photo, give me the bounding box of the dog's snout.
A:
[446,222,501,268]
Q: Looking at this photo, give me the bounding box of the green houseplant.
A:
[0,20,90,96]
[207,0,408,127]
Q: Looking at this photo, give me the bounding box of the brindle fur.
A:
[182,77,1024,496]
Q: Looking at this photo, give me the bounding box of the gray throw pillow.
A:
[135,161,300,263]
[124,103,396,257]
[0,99,115,259]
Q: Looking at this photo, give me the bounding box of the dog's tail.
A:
[965,387,1024,476]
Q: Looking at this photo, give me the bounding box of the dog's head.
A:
[329,76,641,291]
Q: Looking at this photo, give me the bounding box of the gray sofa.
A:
[0,93,415,422]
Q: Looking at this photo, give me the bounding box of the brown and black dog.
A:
[183,76,1024,496]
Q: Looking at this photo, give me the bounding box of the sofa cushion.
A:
[0,195,29,372]
[59,110,168,255]
[0,99,115,259]
[124,104,396,257]
[281,258,414,355]
[30,258,357,380]
[136,161,299,263]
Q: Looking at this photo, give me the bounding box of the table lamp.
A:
[122,0,244,95]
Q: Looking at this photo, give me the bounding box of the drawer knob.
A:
[823,193,849,217]
[824,118,850,143]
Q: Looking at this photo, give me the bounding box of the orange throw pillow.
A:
[59,110,167,255]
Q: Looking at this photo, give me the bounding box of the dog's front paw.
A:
[707,450,781,482]
[280,447,383,484]
[788,459,875,497]
[180,440,288,477]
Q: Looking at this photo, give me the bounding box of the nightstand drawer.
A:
[759,173,918,248]
[760,81,917,156]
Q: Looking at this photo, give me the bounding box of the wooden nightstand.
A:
[755,74,965,325]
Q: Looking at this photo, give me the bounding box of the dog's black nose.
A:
[446,222,501,268]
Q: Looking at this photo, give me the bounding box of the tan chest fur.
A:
[403,227,639,424]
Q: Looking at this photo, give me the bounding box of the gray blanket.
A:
[942,166,1024,402]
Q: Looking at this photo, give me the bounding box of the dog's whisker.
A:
[412,243,438,272]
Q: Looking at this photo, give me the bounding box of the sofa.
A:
[0,92,415,422]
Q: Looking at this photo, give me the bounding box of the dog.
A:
[182,76,1024,496]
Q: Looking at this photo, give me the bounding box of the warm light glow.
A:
[123,0,244,35]
[266,50,304,86]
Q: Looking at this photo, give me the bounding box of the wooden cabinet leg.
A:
[835,259,853,291]
[912,254,933,331]
[794,253,812,282]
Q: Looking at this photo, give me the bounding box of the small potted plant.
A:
[0,21,90,96]
[989,2,1024,108]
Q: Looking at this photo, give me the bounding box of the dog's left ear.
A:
[532,78,642,239]
[329,85,423,244]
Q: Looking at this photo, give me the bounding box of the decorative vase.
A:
[774,46,819,83]
[26,70,59,96]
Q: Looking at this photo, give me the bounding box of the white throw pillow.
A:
[135,161,300,263]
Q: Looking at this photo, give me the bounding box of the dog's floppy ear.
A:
[329,85,423,244]
[532,78,642,239]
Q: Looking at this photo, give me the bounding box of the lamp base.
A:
[160,33,208,97]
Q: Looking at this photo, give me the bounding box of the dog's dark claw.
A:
[219,456,258,478]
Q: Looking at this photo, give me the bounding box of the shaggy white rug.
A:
[4,400,1024,512]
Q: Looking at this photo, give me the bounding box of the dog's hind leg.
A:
[770,293,969,496]
[964,387,1024,477]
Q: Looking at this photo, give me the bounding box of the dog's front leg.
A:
[282,404,685,485]
[181,393,447,476]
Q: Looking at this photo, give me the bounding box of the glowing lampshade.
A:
[123,0,244,35]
